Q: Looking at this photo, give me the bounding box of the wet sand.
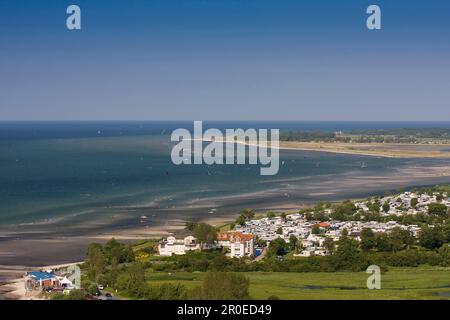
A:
[279,141,450,158]
[206,136,450,158]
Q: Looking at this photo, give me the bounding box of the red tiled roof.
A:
[217,231,254,242]
[317,222,330,228]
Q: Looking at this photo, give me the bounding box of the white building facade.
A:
[217,232,254,258]
[158,235,200,256]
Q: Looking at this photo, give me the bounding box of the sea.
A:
[1,121,450,237]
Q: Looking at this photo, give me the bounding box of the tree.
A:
[311,225,321,235]
[444,222,450,243]
[152,283,186,300]
[235,215,246,226]
[331,201,357,221]
[428,203,448,216]
[211,254,230,271]
[116,262,146,298]
[267,238,288,256]
[332,237,368,271]
[240,208,255,220]
[382,202,390,213]
[192,223,217,249]
[280,212,287,221]
[304,212,314,221]
[341,228,349,237]
[104,238,134,264]
[420,226,446,249]
[360,228,376,251]
[108,256,119,288]
[185,221,196,231]
[289,235,298,252]
[314,202,326,212]
[388,227,415,252]
[438,245,450,266]
[362,211,382,222]
[375,233,392,252]
[255,237,267,248]
[323,237,335,254]
[86,243,105,283]
[410,198,418,208]
[313,211,329,221]
[267,211,276,219]
[276,227,283,235]
[368,201,380,213]
[195,273,250,300]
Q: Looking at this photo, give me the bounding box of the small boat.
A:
[361,162,367,168]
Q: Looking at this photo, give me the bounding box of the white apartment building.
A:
[158,235,200,256]
[217,231,254,258]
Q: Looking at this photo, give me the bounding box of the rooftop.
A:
[26,271,57,281]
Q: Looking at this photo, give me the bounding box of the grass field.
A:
[145,267,450,300]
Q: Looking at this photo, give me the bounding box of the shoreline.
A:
[1,176,449,299]
[2,163,450,269]
[197,137,450,158]
[2,141,450,296]
[278,141,450,158]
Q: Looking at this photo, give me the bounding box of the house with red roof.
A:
[217,231,254,258]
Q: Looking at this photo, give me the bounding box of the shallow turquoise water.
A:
[0,121,449,234]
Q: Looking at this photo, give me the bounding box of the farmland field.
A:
[144,267,450,300]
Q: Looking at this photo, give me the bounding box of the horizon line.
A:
[2,119,450,123]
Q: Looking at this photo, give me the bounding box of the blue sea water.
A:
[0,121,450,235]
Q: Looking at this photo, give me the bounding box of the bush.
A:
[144,283,187,300]
[330,237,369,271]
[428,203,448,216]
[438,245,450,266]
[384,250,420,267]
[191,272,250,300]
[51,290,87,300]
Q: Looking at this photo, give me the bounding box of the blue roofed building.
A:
[25,271,60,289]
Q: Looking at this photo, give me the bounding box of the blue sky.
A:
[1,0,449,120]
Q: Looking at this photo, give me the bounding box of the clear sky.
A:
[1,0,449,121]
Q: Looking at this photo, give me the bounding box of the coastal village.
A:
[6,190,449,299]
[158,191,449,258]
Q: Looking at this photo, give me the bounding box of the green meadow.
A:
[145,267,450,300]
